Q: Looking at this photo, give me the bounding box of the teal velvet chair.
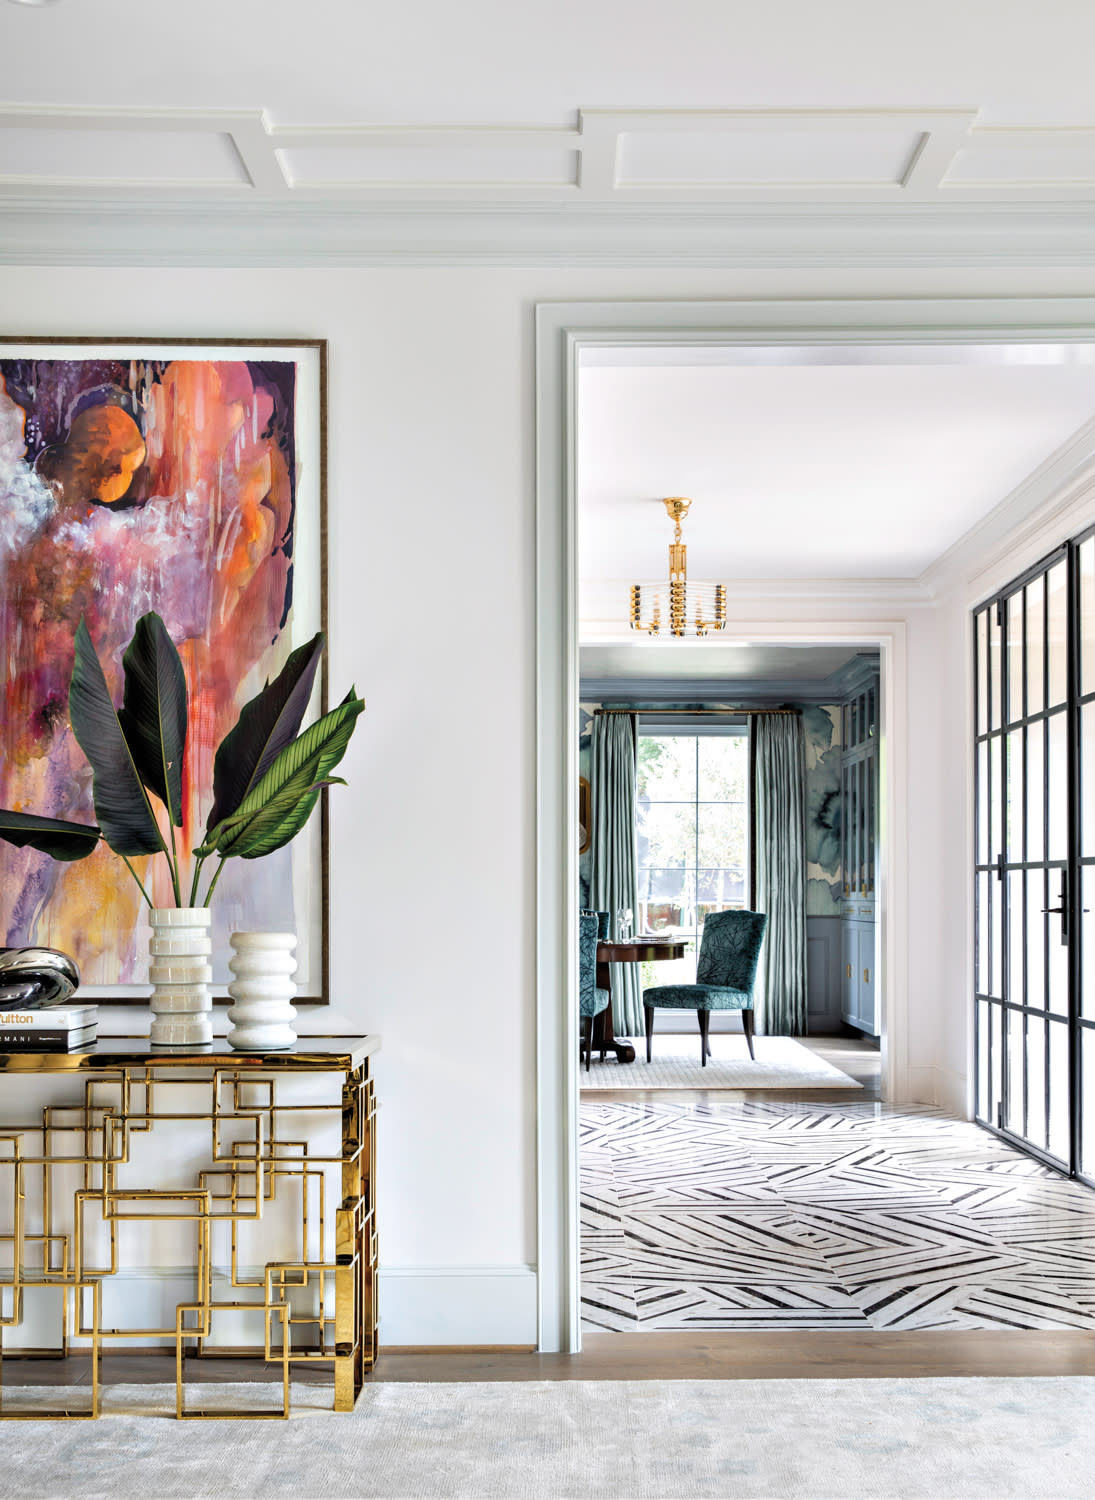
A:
[578,910,611,1071]
[642,909,768,1066]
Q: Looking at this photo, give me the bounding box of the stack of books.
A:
[0,1004,98,1051]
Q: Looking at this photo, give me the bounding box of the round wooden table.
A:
[594,938,687,1064]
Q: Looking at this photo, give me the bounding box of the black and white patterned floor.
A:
[581,1098,1095,1332]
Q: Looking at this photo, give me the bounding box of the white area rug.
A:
[3,1377,1095,1498]
[581,1034,860,1090]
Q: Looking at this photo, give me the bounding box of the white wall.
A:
[4,264,1095,1345]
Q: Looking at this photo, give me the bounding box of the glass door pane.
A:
[975,548,1072,1170]
[1078,527,1095,1182]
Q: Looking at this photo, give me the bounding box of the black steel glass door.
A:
[975,526,1094,1179]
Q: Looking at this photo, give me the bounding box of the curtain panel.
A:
[753,713,807,1036]
[590,713,642,1036]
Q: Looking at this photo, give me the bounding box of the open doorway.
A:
[575,641,888,1332]
[535,297,1095,1352]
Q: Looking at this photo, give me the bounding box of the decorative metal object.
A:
[0,947,79,1008]
[0,1036,378,1419]
[226,932,298,1051]
[629,496,727,638]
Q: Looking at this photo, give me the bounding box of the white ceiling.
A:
[7,0,1095,264]
[5,1,1095,130]
[577,344,1095,587]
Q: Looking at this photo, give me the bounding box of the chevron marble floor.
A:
[581,1096,1095,1333]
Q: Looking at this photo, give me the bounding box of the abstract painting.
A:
[0,339,327,999]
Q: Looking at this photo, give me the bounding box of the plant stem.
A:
[188,854,206,909]
[120,855,154,910]
[202,857,228,908]
[166,822,182,907]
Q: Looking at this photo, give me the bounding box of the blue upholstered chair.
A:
[642,909,768,1066]
[578,910,611,1071]
[581,908,611,942]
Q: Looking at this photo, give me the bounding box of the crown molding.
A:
[8,197,1095,267]
[579,667,875,703]
[826,652,882,695]
[919,413,1095,597]
[579,577,934,643]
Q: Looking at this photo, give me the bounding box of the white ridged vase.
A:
[148,907,213,1049]
[226,932,298,1052]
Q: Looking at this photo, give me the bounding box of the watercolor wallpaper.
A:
[803,704,842,917]
[0,354,308,987]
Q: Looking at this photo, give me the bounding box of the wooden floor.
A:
[368,1329,1095,1381]
[6,1327,1095,1389]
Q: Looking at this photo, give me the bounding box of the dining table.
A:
[593,936,687,1064]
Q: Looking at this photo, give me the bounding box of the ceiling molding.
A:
[7,198,1095,269]
[580,578,935,642]
[919,414,1095,596]
[579,670,873,703]
[6,196,1092,270]
[7,105,1095,264]
[8,106,1095,202]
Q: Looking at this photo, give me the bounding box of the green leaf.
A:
[0,810,101,862]
[68,617,165,857]
[205,632,324,833]
[117,612,188,827]
[196,689,364,861]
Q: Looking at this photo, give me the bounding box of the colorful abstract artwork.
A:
[0,340,326,997]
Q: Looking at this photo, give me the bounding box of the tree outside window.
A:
[636,729,749,985]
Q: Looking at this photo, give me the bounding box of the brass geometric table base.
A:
[0,1036,378,1419]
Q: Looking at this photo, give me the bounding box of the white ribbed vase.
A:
[226,932,298,1052]
[148,907,213,1049]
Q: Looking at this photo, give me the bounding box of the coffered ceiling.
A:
[6,1,1095,262]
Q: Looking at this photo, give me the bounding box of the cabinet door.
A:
[858,926,877,1035]
[841,923,859,1026]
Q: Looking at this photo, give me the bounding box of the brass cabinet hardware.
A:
[863,968,870,983]
[846,964,852,978]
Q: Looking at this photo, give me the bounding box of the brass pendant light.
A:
[629,497,726,638]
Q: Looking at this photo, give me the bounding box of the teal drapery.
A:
[753,713,807,1036]
[590,713,642,1036]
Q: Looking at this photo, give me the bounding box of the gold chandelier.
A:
[629,497,726,638]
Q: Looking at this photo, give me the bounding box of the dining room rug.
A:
[580,1034,860,1090]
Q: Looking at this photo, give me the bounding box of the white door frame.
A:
[534,295,1095,1354]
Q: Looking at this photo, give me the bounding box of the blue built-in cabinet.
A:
[840,671,880,1036]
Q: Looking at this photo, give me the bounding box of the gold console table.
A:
[0,1035,378,1420]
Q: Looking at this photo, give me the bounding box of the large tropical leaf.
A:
[196,689,364,861]
[0,810,101,862]
[68,617,165,857]
[117,612,188,826]
[205,631,324,833]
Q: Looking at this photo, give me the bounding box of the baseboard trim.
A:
[902,1064,940,1106]
[935,1064,972,1119]
[378,1266,539,1348]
